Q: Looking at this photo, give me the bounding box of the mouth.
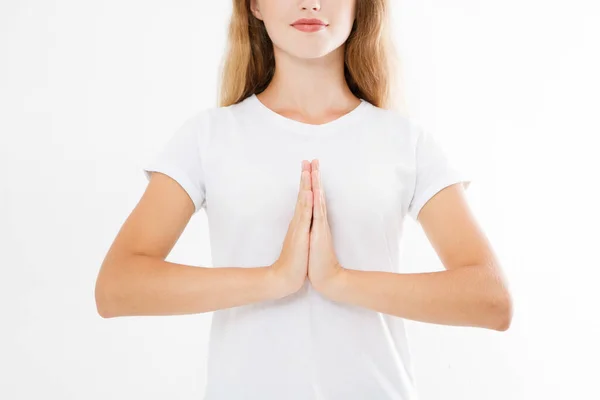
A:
[291,18,328,32]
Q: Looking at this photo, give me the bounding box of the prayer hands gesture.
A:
[269,159,345,298]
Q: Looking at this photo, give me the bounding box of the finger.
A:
[298,160,312,200]
[298,160,308,191]
[315,159,328,220]
[305,160,312,192]
[296,161,308,206]
[304,160,313,215]
[297,161,313,225]
[296,162,305,206]
[312,161,324,222]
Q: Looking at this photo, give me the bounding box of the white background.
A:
[1,0,599,399]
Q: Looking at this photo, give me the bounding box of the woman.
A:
[95,0,513,399]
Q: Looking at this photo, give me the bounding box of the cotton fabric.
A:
[143,94,471,400]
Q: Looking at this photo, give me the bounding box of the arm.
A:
[96,254,281,318]
[95,172,285,318]
[322,184,513,331]
[324,263,509,331]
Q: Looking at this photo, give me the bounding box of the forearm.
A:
[95,254,282,318]
[324,265,512,331]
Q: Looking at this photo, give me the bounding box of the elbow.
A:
[95,267,123,319]
[478,263,513,332]
[95,278,116,318]
[488,288,513,332]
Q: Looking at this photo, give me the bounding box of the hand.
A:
[308,159,345,294]
[269,160,313,298]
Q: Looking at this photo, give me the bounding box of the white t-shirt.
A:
[143,94,471,400]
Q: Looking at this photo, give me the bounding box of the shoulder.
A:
[177,98,250,145]
[361,102,422,148]
[181,102,234,132]
[193,95,256,126]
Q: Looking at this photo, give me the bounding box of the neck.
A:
[257,44,360,115]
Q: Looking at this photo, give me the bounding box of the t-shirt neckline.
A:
[248,93,368,135]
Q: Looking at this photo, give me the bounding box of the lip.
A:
[291,18,328,32]
[291,18,328,26]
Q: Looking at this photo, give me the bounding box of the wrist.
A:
[316,264,349,299]
[265,264,296,300]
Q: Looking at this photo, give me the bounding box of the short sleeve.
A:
[407,126,471,221]
[142,112,207,214]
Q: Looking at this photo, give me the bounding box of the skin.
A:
[253,0,513,331]
[306,158,513,331]
[95,0,513,332]
[250,0,362,124]
[307,159,345,291]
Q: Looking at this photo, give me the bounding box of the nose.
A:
[300,0,321,11]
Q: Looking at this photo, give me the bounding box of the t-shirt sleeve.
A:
[406,125,471,221]
[142,112,207,214]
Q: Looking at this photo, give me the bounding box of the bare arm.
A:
[320,184,513,331]
[96,254,281,318]
[95,172,285,318]
[323,264,509,331]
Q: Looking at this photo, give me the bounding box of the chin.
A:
[293,50,332,60]
[279,44,338,60]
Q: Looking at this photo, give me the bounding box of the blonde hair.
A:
[217,0,404,111]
